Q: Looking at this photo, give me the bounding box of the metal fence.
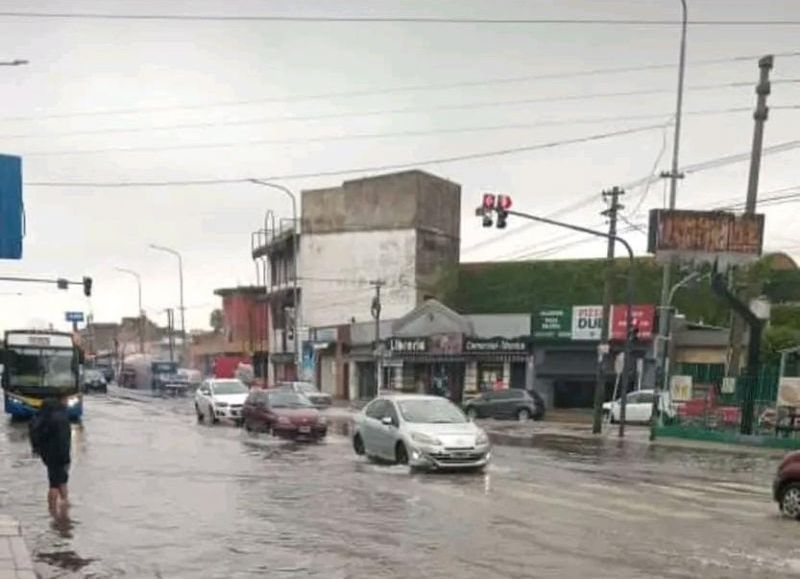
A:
[655,363,800,448]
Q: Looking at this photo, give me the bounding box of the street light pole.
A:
[657,0,689,404]
[249,180,302,377]
[148,244,185,341]
[115,267,144,354]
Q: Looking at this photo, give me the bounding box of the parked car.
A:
[774,451,800,519]
[603,389,675,424]
[277,381,332,408]
[242,389,327,440]
[194,378,249,425]
[463,388,545,421]
[352,394,491,471]
[82,369,108,393]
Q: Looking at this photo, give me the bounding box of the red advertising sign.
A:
[609,305,656,341]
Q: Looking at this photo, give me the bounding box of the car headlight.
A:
[214,401,228,408]
[67,396,80,407]
[411,431,442,446]
[476,430,489,446]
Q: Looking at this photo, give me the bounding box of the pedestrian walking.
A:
[29,397,72,517]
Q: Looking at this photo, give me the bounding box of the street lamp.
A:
[115,267,144,354]
[148,244,185,341]
[249,179,301,376]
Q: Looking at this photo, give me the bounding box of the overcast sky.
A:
[0,0,799,333]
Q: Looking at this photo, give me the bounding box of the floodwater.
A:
[1,388,800,578]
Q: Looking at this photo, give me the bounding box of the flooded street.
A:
[1,391,800,578]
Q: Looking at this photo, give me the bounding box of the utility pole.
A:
[166,308,175,363]
[370,279,385,396]
[728,54,773,380]
[592,187,624,434]
[656,0,689,397]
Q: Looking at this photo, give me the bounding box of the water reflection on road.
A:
[0,391,795,578]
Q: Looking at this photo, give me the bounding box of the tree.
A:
[209,309,224,333]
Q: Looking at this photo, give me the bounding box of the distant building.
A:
[251,169,461,390]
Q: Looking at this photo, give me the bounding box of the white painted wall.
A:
[301,229,418,328]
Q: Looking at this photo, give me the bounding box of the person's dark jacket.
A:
[31,399,71,465]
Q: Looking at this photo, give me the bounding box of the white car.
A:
[352,394,491,471]
[603,389,674,424]
[194,378,249,425]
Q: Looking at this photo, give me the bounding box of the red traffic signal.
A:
[497,194,513,211]
[482,193,496,209]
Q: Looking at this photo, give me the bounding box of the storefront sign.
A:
[464,337,528,353]
[609,304,656,341]
[429,333,463,355]
[386,337,428,354]
[572,305,604,340]
[532,308,572,340]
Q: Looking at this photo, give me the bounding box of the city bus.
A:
[1,329,83,420]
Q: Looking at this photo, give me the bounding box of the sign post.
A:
[65,311,84,333]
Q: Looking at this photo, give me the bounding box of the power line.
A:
[2,11,800,26]
[3,51,797,124]
[24,122,668,187]
[0,84,761,140]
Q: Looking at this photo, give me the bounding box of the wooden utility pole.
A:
[593,187,624,434]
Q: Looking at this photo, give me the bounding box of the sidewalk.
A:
[0,515,34,579]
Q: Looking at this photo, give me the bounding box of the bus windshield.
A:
[6,347,76,391]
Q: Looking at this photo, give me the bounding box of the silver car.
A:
[352,394,491,471]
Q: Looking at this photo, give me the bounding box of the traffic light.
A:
[82,276,93,297]
[495,194,512,229]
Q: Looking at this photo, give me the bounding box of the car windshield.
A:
[7,347,75,390]
[85,370,103,380]
[397,398,467,424]
[212,380,248,395]
[268,391,312,408]
[295,383,317,393]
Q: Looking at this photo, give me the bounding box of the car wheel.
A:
[466,407,479,420]
[195,404,204,423]
[517,408,532,422]
[244,420,252,432]
[209,405,218,424]
[353,433,365,456]
[780,483,800,519]
[609,412,617,424]
[395,441,409,465]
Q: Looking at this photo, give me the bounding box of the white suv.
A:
[194,379,249,425]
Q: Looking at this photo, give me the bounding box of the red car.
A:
[773,451,800,519]
[242,389,327,441]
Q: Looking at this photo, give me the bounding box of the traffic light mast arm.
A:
[504,208,636,437]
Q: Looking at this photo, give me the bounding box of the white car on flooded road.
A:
[352,394,491,471]
[194,378,249,425]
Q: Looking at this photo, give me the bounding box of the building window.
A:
[478,363,504,393]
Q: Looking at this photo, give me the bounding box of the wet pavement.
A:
[1,389,800,578]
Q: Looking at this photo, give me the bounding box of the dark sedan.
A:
[242,389,327,441]
[463,388,545,421]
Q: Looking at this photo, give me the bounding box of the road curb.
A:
[0,514,35,579]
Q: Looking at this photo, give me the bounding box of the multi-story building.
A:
[251,169,462,393]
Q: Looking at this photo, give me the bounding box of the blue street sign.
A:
[0,154,23,260]
[65,311,84,323]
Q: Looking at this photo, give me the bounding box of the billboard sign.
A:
[648,209,764,266]
[532,308,572,340]
[670,375,693,402]
[0,154,23,260]
[609,304,656,341]
[572,305,603,341]
[464,337,528,353]
[387,337,427,354]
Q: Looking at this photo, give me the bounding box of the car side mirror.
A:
[381,416,394,427]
